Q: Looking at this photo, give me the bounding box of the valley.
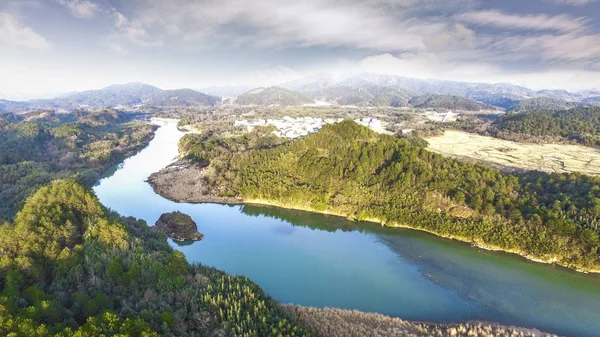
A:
[95,120,600,337]
[5,1,600,336]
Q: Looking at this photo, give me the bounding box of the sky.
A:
[1,0,600,98]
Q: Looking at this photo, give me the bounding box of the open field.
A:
[426,130,600,176]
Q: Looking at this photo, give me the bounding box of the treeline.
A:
[489,107,600,146]
[0,110,154,220]
[0,180,315,336]
[184,121,600,271]
[284,306,558,337]
[409,95,494,111]
[453,107,600,146]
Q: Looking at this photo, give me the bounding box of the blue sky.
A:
[1,0,600,98]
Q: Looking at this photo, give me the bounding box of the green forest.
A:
[182,121,600,271]
[0,180,314,337]
[489,107,600,146]
[0,110,155,221]
[454,106,600,147]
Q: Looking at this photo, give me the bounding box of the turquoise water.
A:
[94,120,600,337]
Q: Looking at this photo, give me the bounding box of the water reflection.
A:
[94,120,600,337]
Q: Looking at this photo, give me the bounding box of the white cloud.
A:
[457,10,589,33]
[547,0,599,5]
[0,12,51,50]
[247,66,303,87]
[55,0,99,19]
[486,33,600,62]
[124,0,468,53]
[103,9,163,53]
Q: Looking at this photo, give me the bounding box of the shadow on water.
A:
[94,121,600,337]
[240,203,600,337]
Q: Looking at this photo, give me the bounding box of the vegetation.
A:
[25,83,219,110]
[0,180,315,337]
[236,87,314,106]
[314,85,409,107]
[284,306,557,337]
[0,110,155,221]
[488,107,600,146]
[177,121,600,272]
[409,95,494,111]
[152,211,204,241]
[508,97,584,112]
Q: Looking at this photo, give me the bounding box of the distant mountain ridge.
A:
[236,86,314,106]
[409,95,497,111]
[2,74,600,113]
[8,83,220,112]
[280,73,600,110]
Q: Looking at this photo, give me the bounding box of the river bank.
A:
[95,119,600,337]
[146,159,600,274]
[284,306,559,337]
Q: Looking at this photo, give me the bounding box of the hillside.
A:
[488,107,600,146]
[0,180,314,336]
[144,88,220,107]
[20,83,220,110]
[310,85,410,107]
[282,73,600,109]
[236,86,314,106]
[165,121,600,272]
[508,97,585,111]
[409,94,495,111]
[0,110,155,220]
[583,96,600,104]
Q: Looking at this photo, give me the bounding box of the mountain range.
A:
[15,83,220,112]
[2,73,600,113]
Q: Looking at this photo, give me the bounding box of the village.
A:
[234,116,389,138]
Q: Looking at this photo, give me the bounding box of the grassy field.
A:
[426,130,600,176]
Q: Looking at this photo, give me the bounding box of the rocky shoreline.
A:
[146,160,242,204]
[146,162,599,274]
[284,306,560,337]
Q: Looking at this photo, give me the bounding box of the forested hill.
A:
[488,107,600,146]
[181,121,600,272]
[0,180,314,336]
[235,87,315,106]
[0,110,155,221]
[508,97,585,112]
[409,94,495,111]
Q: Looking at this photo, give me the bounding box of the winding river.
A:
[94,119,600,337]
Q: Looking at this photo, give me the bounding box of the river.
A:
[94,119,600,337]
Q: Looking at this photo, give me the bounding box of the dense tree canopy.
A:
[182,121,600,271]
[489,107,600,146]
[0,110,154,221]
[0,181,314,337]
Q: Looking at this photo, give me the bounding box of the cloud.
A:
[547,0,599,5]
[485,33,600,62]
[0,12,51,50]
[122,0,471,53]
[359,53,501,80]
[103,9,163,53]
[55,0,99,19]
[457,10,589,33]
[248,66,303,86]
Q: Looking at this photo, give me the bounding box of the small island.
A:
[151,211,204,241]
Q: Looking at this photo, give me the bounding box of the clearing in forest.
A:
[426,130,600,176]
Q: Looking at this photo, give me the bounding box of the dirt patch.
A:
[146,160,242,204]
[284,305,558,337]
[426,131,600,176]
